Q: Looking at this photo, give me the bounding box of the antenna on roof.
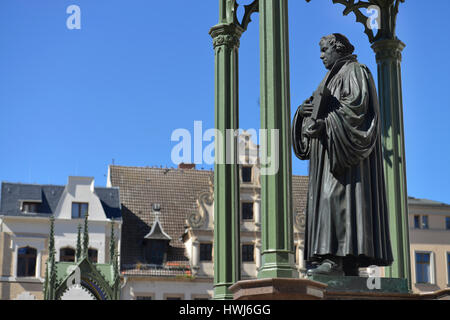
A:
[112,158,115,165]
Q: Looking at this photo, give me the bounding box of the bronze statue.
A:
[292,34,393,277]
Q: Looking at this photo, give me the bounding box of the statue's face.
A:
[320,40,341,70]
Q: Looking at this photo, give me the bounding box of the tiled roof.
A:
[108,165,214,275]
[0,182,121,220]
[109,165,309,277]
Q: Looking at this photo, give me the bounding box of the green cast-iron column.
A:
[258,0,298,279]
[209,2,243,299]
[372,39,411,289]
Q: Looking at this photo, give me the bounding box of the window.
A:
[60,247,75,262]
[421,215,429,229]
[446,217,450,230]
[21,202,39,214]
[166,296,182,300]
[200,243,212,262]
[144,240,166,265]
[241,166,252,183]
[136,296,153,300]
[414,215,429,229]
[17,247,37,277]
[415,252,431,284]
[447,253,450,285]
[72,202,88,219]
[414,215,420,229]
[242,202,254,221]
[242,244,254,262]
[88,248,98,263]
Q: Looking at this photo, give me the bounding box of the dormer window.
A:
[142,204,171,266]
[241,166,252,183]
[21,201,40,214]
[72,202,88,219]
[145,240,167,265]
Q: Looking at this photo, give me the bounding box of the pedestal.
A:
[307,274,409,294]
[229,277,450,300]
[229,278,327,300]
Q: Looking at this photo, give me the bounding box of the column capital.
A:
[209,23,244,49]
[371,39,406,62]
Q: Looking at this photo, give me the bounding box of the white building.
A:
[0,176,122,300]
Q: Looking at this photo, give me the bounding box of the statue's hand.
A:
[298,100,314,118]
[305,118,325,138]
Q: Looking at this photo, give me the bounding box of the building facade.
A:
[408,197,450,293]
[0,176,122,300]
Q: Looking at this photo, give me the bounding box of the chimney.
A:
[178,163,196,170]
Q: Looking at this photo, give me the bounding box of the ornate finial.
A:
[76,224,82,262]
[43,262,49,299]
[113,245,119,284]
[109,222,116,264]
[305,0,405,43]
[47,215,56,300]
[83,212,89,259]
[109,221,119,286]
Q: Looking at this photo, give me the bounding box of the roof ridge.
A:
[109,165,213,173]
[1,181,65,187]
[1,182,119,190]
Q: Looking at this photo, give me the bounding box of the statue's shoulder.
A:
[345,59,365,70]
[343,60,373,78]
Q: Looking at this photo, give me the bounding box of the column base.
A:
[257,265,299,279]
[213,283,235,300]
[257,251,298,279]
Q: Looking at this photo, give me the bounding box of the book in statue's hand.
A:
[311,85,331,121]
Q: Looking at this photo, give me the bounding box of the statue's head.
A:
[319,33,355,70]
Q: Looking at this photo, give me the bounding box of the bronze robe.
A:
[292,55,393,267]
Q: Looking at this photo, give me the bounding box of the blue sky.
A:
[0,1,449,204]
